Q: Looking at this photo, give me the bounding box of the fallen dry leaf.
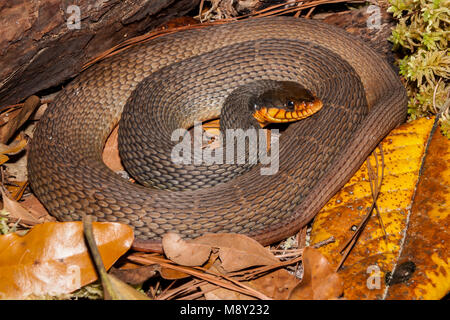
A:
[162,232,212,267]
[0,154,7,166]
[200,260,299,300]
[102,125,124,172]
[4,180,27,200]
[0,135,27,166]
[104,273,151,300]
[0,221,133,299]
[0,96,40,144]
[110,265,160,285]
[193,234,299,300]
[159,265,192,280]
[0,137,27,156]
[384,123,450,299]
[128,253,272,300]
[310,117,450,299]
[1,189,43,225]
[193,233,279,272]
[156,16,199,31]
[162,233,279,272]
[288,247,343,300]
[160,253,219,280]
[249,268,300,300]
[19,194,55,223]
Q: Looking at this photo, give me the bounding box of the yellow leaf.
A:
[0,137,27,165]
[0,137,27,155]
[0,154,8,166]
[310,117,436,299]
[104,273,151,300]
[385,122,450,299]
[5,180,28,200]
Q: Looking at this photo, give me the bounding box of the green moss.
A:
[388,0,450,135]
[0,210,14,235]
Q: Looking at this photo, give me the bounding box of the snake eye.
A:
[286,100,295,109]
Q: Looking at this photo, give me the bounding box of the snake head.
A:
[252,81,323,126]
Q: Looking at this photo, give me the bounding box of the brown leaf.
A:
[162,232,212,267]
[159,266,191,280]
[156,16,199,31]
[1,189,42,225]
[288,247,343,300]
[193,233,279,272]
[19,194,55,223]
[0,96,40,144]
[201,257,300,300]
[0,135,27,166]
[109,265,160,285]
[0,221,133,299]
[249,269,300,300]
[102,125,124,172]
[1,137,29,181]
[162,232,279,273]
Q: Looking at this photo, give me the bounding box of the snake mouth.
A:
[253,98,323,125]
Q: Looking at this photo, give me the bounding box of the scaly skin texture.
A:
[28,17,407,249]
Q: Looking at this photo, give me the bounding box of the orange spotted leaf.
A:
[0,221,133,299]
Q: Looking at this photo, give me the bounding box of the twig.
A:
[129,254,272,300]
[82,214,117,299]
[335,146,386,271]
[305,6,316,18]
[312,236,336,248]
[294,1,304,18]
[366,146,388,241]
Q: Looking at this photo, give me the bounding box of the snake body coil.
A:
[28,17,407,248]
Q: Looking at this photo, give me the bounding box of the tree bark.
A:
[0,0,200,107]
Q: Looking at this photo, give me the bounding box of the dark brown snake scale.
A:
[28,17,407,248]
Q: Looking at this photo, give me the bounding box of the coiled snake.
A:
[28,17,407,250]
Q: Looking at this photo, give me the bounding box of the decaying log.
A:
[0,0,200,107]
